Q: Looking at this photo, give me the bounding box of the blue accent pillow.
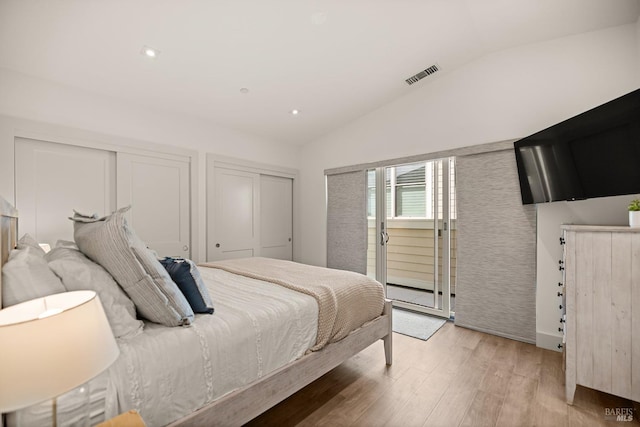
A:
[159,257,214,314]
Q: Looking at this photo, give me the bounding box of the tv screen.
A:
[514,88,640,205]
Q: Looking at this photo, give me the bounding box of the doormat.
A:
[392,308,447,341]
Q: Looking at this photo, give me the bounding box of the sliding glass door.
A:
[366,158,456,319]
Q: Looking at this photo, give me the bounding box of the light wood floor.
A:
[247,322,639,426]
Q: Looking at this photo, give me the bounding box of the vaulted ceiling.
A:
[1,0,639,145]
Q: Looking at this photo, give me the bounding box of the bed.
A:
[0,196,392,426]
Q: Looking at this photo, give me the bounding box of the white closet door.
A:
[208,167,260,260]
[117,153,190,258]
[260,175,293,260]
[15,138,116,246]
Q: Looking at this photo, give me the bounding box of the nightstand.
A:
[97,410,146,427]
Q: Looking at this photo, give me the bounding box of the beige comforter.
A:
[200,257,385,351]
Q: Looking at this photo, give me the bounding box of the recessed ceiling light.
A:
[291,109,300,115]
[240,88,249,94]
[311,12,327,25]
[141,45,160,58]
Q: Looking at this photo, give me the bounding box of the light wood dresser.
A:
[561,225,640,404]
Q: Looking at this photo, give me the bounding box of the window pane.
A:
[367,170,375,217]
[450,158,457,219]
[386,186,392,217]
[396,164,425,185]
[367,188,375,217]
[396,185,426,217]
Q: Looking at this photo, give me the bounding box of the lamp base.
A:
[8,383,90,427]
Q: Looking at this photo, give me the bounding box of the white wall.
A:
[298,24,640,350]
[0,68,298,262]
[637,16,640,60]
[0,68,298,169]
[535,194,640,350]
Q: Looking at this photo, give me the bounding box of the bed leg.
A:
[383,299,393,365]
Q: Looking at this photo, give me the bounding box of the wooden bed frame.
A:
[0,196,392,426]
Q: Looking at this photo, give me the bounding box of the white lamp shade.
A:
[0,291,120,413]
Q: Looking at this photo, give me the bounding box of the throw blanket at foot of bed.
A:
[200,258,385,351]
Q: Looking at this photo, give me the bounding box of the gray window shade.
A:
[455,149,537,343]
[326,171,367,274]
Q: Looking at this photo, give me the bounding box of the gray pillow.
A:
[46,245,144,339]
[16,233,46,257]
[71,207,194,327]
[1,245,66,307]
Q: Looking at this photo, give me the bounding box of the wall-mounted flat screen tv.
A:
[514,88,640,205]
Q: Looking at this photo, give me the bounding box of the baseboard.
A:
[536,331,563,352]
[453,321,535,345]
[453,323,563,352]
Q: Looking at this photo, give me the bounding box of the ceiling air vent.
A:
[405,64,439,85]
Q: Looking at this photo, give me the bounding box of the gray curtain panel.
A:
[455,149,537,343]
[326,171,367,274]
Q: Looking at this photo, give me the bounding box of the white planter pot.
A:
[630,211,640,228]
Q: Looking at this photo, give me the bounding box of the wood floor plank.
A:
[351,367,429,426]
[454,325,484,350]
[513,340,544,379]
[298,361,395,427]
[384,346,473,427]
[471,333,501,362]
[422,351,490,426]
[495,373,538,427]
[532,350,569,427]
[478,362,513,399]
[248,323,640,427]
[490,336,519,370]
[459,390,504,427]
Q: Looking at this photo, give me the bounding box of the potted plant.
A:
[629,199,640,228]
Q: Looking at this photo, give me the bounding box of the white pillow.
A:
[72,207,194,327]
[46,245,144,339]
[1,246,66,307]
[16,233,46,257]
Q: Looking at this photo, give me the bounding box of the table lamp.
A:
[0,291,120,426]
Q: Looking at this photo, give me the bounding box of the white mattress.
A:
[9,267,318,427]
[106,266,319,426]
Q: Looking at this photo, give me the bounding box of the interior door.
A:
[208,167,260,260]
[15,138,116,246]
[117,153,190,258]
[260,175,293,260]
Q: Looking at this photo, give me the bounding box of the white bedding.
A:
[9,267,318,427]
[106,266,319,426]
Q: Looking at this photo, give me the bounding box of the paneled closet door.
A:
[208,167,260,260]
[117,153,190,258]
[15,138,116,245]
[260,175,293,260]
